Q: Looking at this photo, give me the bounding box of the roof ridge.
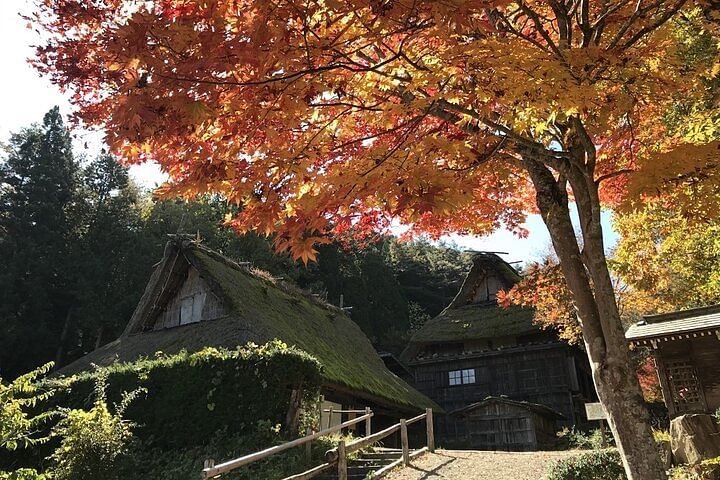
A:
[179,241,344,314]
[643,304,720,324]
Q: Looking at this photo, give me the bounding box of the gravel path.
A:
[382,450,582,480]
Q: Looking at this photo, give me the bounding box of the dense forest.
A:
[0,108,474,380]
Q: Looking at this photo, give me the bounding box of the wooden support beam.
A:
[305,427,312,463]
[401,419,409,467]
[365,406,372,436]
[281,462,335,480]
[337,441,347,480]
[426,408,435,453]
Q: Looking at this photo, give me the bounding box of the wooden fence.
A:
[200,408,435,480]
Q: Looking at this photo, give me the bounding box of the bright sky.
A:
[0,0,618,263]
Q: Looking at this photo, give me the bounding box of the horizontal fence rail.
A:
[201,408,435,480]
[201,412,373,479]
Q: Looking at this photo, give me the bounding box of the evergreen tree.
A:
[0,108,79,378]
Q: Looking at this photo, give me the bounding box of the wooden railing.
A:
[324,408,435,480]
[200,408,435,480]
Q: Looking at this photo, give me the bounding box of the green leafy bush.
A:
[49,373,141,480]
[556,427,612,450]
[1,363,57,451]
[669,456,720,480]
[0,469,50,480]
[546,449,626,480]
[48,341,322,450]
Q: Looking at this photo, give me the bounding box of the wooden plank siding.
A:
[411,342,592,426]
[654,336,720,416]
[153,266,227,330]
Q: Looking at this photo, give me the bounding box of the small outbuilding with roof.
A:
[626,305,720,417]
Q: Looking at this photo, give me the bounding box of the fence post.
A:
[365,407,372,436]
[305,427,313,463]
[318,395,325,430]
[328,406,334,431]
[400,419,409,467]
[426,408,435,453]
[202,459,214,479]
[338,440,348,480]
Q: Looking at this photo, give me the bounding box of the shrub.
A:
[48,341,323,450]
[546,449,626,480]
[669,456,720,480]
[49,373,141,480]
[1,363,57,451]
[556,427,611,450]
[0,469,50,480]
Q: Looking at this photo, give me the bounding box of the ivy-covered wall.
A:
[49,341,323,450]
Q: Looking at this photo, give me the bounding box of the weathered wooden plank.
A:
[400,420,409,467]
[202,413,372,479]
[426,408,435,452]
[337,441,347,480]
[326,424,401,461]
[280,462,335,480]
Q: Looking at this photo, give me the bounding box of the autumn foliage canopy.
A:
[30,0,720,262]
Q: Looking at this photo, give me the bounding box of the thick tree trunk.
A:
[523,157,666,480]
[54,307,73,369]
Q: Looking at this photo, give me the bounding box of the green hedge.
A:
[546,449,626,480]
[48,341,323,450]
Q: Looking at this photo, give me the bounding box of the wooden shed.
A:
[626,305,720,418]
[448,397,564,451]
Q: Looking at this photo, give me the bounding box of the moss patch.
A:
[410,304,537,342]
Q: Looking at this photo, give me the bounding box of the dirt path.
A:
[382,450,581,480]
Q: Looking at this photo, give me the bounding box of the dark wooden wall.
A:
[411,343,595,426]
[445,402,559,451]
[656,335,720,416]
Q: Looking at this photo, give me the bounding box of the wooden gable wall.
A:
[153,266,227,330]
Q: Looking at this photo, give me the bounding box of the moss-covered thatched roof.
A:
[58,239,438,413]
[409,304,537,343]
[401,253,540,362]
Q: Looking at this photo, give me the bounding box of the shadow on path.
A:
[401,453,458,480]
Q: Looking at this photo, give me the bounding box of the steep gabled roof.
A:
[58,239,438,413]
[401,253,540,362]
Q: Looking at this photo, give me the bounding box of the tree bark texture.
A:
[522,146,666,480]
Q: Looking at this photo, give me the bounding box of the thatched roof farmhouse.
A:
[59,238,438,415]
[401,252,597,449]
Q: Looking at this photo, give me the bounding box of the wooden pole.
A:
[400,419,409,467]
[600,419,607,448]
[426,408,435,453]
[328,406,334,430]
[365,407,372,436]
[202,458,215,478]
[318,395,324,430]
[337,440,348,480]
[305,427,312,463]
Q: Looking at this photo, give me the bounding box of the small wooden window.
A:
[667,361,706,413]
[179,293,206,325]
[449,369,476,386]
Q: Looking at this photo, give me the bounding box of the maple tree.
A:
[29,0,720,478]
[612,204,720,310]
